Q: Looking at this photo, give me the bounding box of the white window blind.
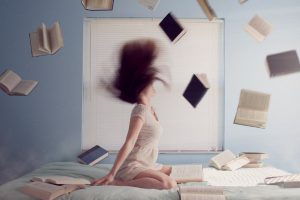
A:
[82,18,224,152]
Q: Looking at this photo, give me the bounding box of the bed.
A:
[1,162,300,200]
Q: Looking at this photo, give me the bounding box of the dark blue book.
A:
[78,145,108,166]
[159,12,186,43]
[183,74,210,108]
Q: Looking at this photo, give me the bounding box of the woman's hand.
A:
[92,172,115,186]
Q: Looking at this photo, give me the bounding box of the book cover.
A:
[159,12,186,43]
[183,74,210,108]
[266,50,300,77]
[78,145,108,166]
[196,0,217,21]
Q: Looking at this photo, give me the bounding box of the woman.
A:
[93,39,177,190]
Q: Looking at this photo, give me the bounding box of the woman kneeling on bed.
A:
[92,39,177,190]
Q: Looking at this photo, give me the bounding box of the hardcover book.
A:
[245,15,272,42]
[266,50,300,77]
[159,12,186,43]
[81,0,114,10]
[78,145,108,166]
[183,73,210,108]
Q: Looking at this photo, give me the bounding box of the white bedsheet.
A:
[203,166,290,186]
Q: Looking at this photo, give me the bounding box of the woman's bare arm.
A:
[93,116,144,185]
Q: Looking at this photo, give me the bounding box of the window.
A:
[82,18,224,152]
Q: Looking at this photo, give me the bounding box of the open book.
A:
[245,15,272,42]
[81,0,114,10]
[138,0,160,11]
[170,165,203,183]
[159,12,186,43]
[234,89,271,128]
[31,175,91,185]
[183,73,210,108]
[265,174,300,188]
[196,0,217,21]
[0,69,38,96]
[210,150,250,171]
[21,182,82,200]
[30,21,64,57]
[179,185,225,200]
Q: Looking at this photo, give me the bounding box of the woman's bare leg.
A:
[160,165,172,175]
[112,169,177,190]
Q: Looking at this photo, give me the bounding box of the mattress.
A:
[0,162,300,200]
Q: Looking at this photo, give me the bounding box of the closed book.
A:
[78,145,108,166]
[183,74,210,108]
[239,152,268,162]
[266,50,300,77]
[159,12,186,43]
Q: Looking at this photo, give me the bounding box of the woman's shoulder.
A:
[131,104,148,119]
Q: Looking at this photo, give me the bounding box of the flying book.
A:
[29,21,64,57]
[209,150,250,171]
[0,69,38,96]
[183,73,210,108]
[81,0,114,10]
[266,50,300,77]
[21,182,82,200]
[234,89,271,129]
[179,185,225,200]
[138,0,160,11]
[170,165,203,183]
[31,175,91,185]
[245,15,273,42]
[196,0,217,21]
[77,145,108,166]
[159,12,186,43]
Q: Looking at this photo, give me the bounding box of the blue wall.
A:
[1,0,300,185]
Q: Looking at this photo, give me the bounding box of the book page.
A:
[210,150,236,169]
[11,80,38,96]
[49,22,64,54]
[32,175,91,185]
[180,185,223,195]
[138,0,160,10]
[196,73,210,88]
[29,32,48,57]
[222,155,250,171]
[37,23,51,53]
[0,70,21,93]
[238,89,270,111]
[170,165,203,182]
[86,0,113,10]
[181,193,226,200]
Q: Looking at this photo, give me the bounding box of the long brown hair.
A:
[113,39,161,104]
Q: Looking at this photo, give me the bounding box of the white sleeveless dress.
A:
[115,104,163,181]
